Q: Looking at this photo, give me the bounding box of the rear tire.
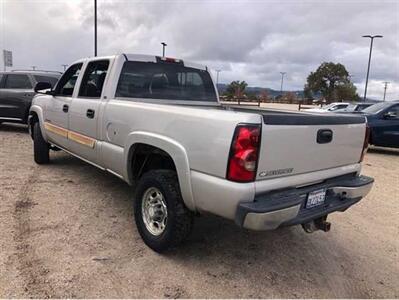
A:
[134,170,193,252]
[33,122,50,164]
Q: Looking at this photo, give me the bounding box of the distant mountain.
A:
[216,83,305,98]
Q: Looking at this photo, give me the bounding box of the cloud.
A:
[1,0,398,100]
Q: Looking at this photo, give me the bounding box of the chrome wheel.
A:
[141,187,168,236]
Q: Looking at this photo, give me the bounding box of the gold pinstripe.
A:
[44,122,96,149]
[44,122,68,138]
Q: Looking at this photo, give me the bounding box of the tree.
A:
[284,92,297,104]
[304,84,313,100]
[305,62,359,102]
[259,90,270,102]
[225,81,248,98]
[336,82,359,101]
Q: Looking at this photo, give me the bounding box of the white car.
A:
[306,102,350,113]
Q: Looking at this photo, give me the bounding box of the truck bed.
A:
[220,105,367,180]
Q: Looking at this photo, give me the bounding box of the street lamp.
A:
[280,72,286,96]
[362,35,383,101]
[161,42,167,57]
[94,0,97,57]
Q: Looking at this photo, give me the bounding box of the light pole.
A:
[280,72,286,96]
[61,64,68,71]
[215,70,221,86]
[383,81,389,101]
[94,0,97,56]
[161,42,167,57]
[362,35,383,101]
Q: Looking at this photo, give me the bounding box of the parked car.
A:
[29,54,373,252]
[0,70,61,125]
[339,102,375,113]
[361,101,399,148]
[306,102,350,113]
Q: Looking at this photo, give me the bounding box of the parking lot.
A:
[0,123,398,298]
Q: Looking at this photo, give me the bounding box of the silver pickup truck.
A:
[29,54,374,252]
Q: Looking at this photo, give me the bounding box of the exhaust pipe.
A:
[302,215,331,233]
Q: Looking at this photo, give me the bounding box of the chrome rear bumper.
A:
[236,175,374,231]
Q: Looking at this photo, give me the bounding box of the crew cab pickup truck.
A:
[29,54,374,252]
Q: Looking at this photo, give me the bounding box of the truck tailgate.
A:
[256,112,366,180]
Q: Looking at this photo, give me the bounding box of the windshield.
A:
[362,102,389,114]
[115,61,217,102]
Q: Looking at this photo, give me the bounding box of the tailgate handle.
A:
[317,129,333,144]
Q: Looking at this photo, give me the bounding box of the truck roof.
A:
[0,70,61,76]
[71,54,208,71]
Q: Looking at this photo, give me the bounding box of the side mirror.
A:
[34,82,55,95]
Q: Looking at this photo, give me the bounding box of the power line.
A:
[280,72,286,96]
[383,81,389,101]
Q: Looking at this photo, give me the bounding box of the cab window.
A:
[55,63,83,96]
[79,60,109,98]
[4,74,32,89]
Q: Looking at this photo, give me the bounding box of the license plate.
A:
[306,189,326,208]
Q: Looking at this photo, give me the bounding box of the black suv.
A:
[0,70,61,124]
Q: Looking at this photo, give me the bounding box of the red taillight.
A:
[359,125,370,162]
[227,124,261,182]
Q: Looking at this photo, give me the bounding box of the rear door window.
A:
[4,74,32,89]
[79,60,109,98]
[115,61,217,102]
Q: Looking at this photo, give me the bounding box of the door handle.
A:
[317,129,333,144]
[86,109,95,119]
[62,104,69,113]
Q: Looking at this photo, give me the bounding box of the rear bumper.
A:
[235,175,374,231]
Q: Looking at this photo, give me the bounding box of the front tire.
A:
[33,122,50,164]
[134,170,193,252]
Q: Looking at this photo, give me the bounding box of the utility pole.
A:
[280,72,286,96]
[383,81,389,101]
[31,66,36,70]
[161,42,167,57]
[61,64,68,71]
[216,70,221,86]
[362,35,383,101]
[94,0,97,57]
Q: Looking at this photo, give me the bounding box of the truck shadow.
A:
[0,122,29,133]
[46,152,372,298]
[368,147,399,156]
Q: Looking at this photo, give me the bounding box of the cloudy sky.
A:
[1,0,398,100]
